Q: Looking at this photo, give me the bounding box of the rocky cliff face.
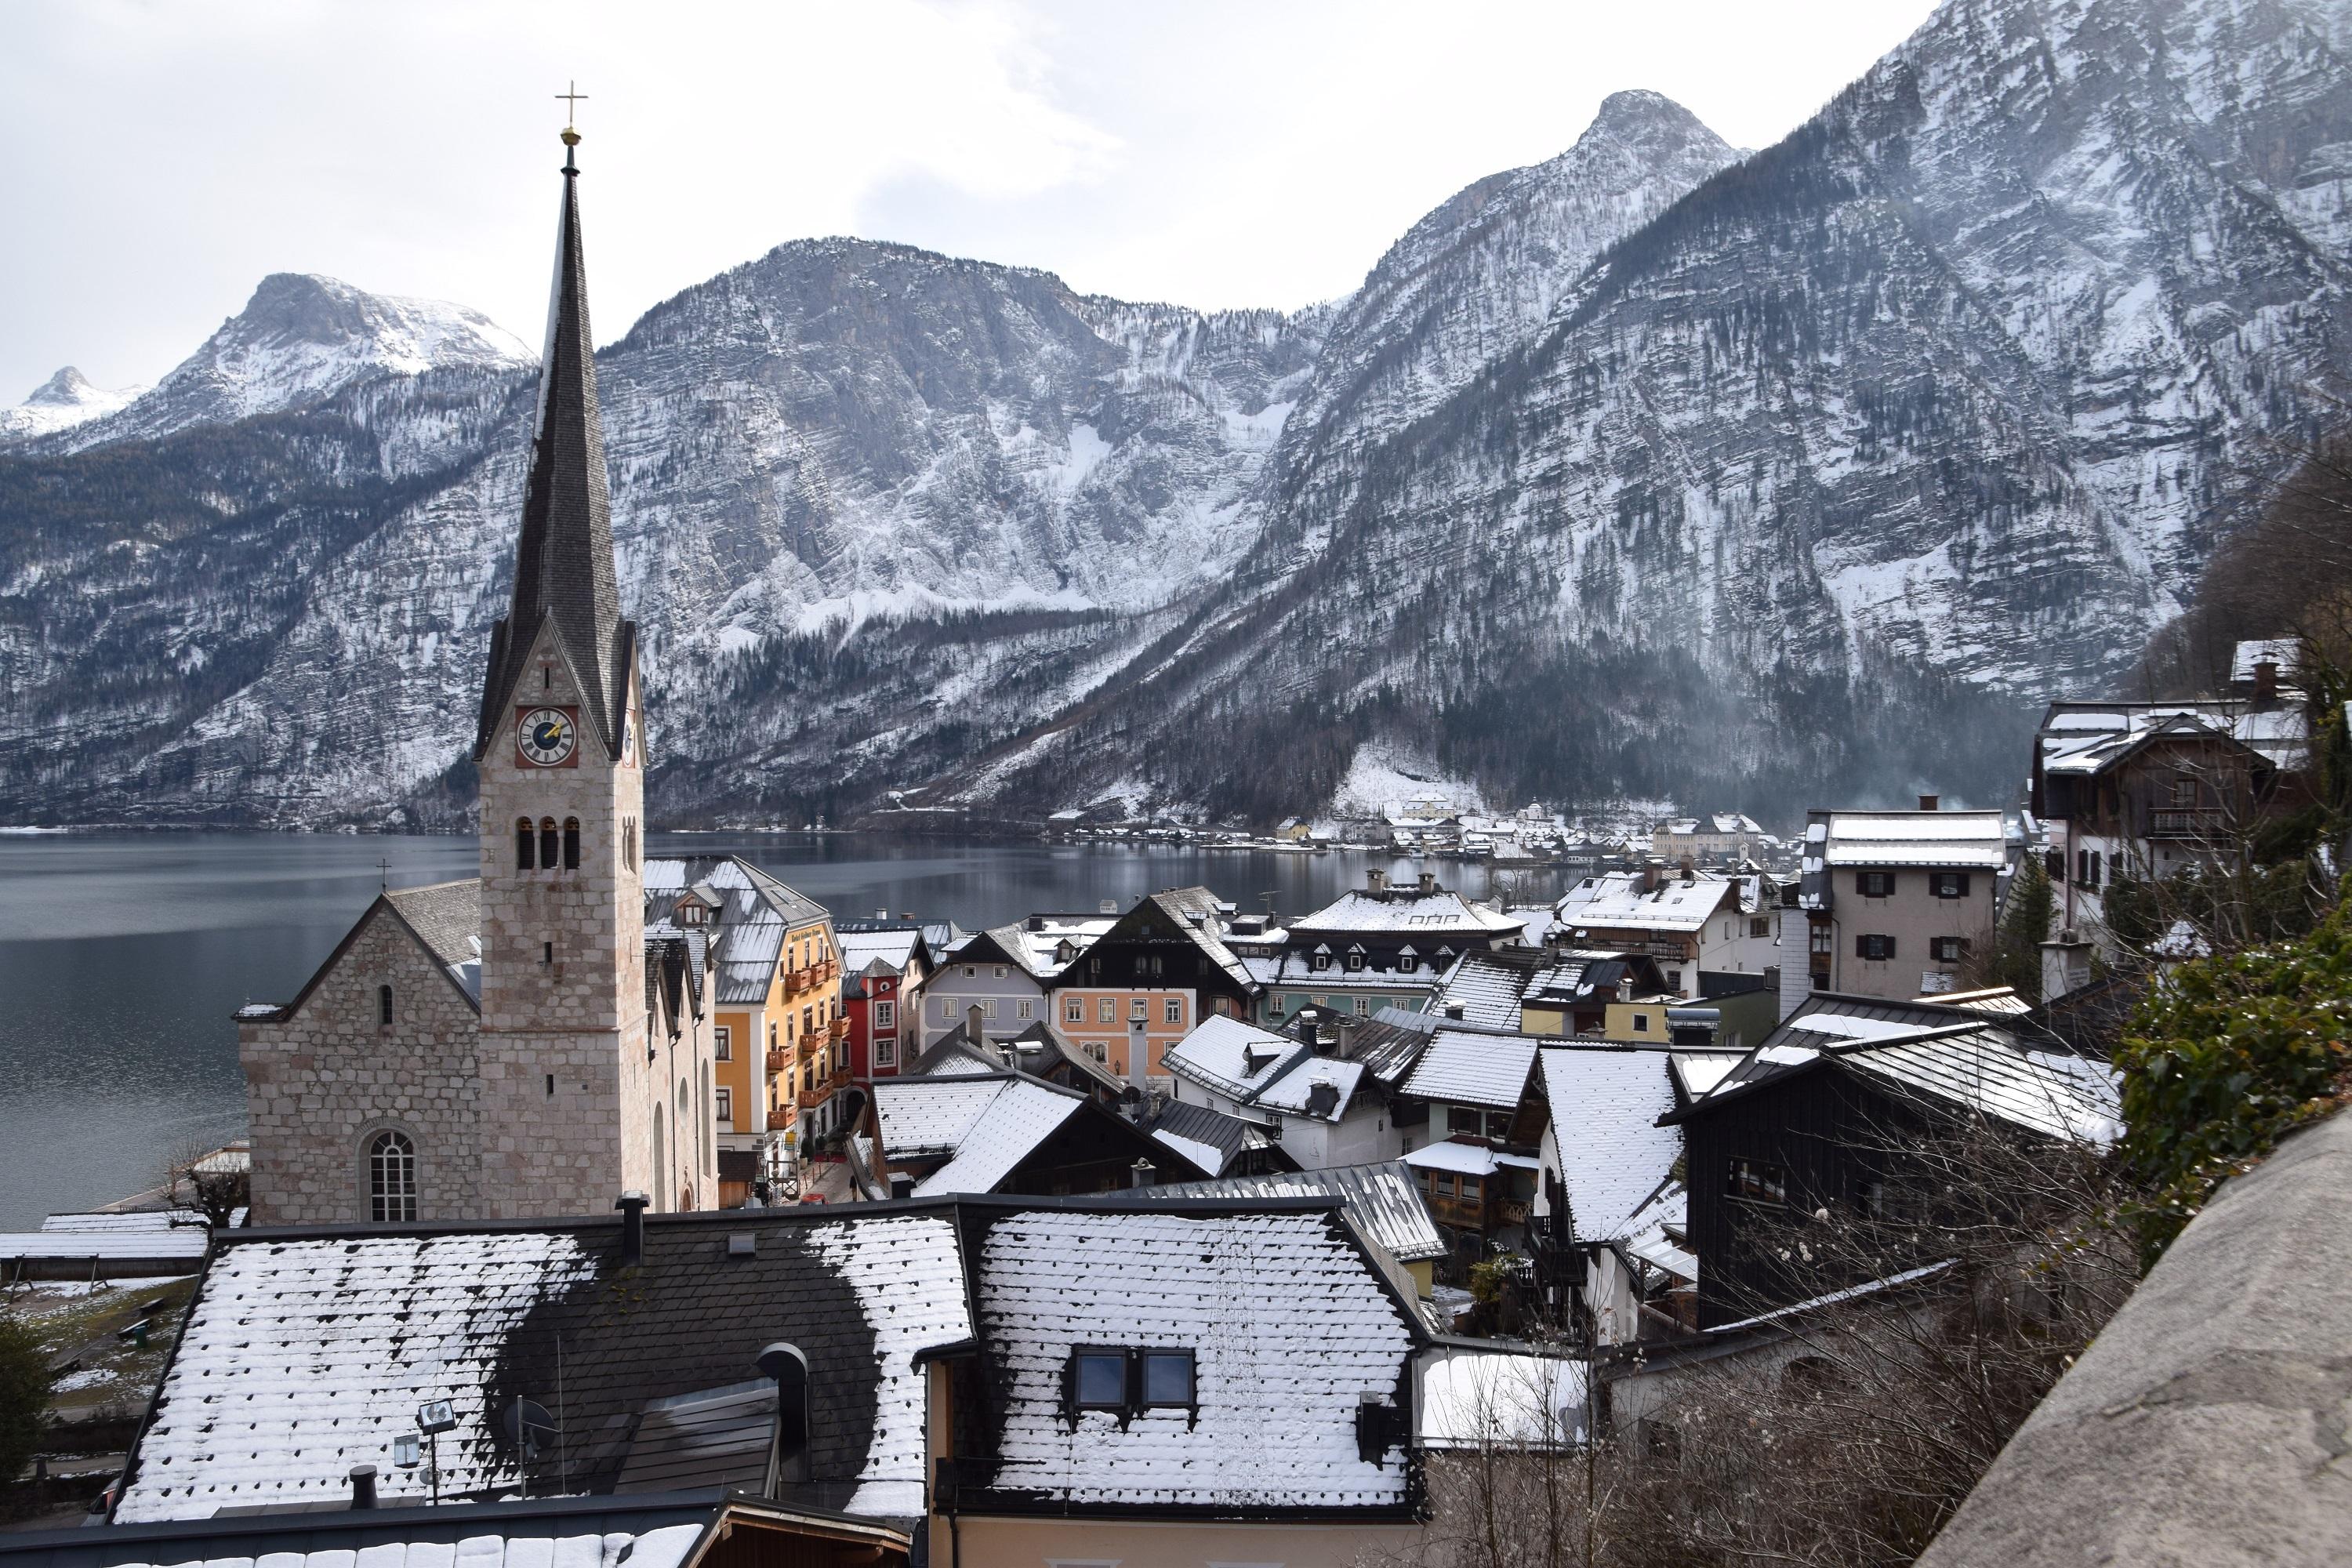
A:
[982,0,2352,820]
[5,0,2349,829]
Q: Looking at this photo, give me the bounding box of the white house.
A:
[1162,1015,1402,1168]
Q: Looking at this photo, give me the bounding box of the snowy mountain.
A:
[0,366,147,441]
[34,273,535,452]
[5,0,2351,829]
[974,0,2352,821]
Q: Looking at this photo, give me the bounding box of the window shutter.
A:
[1955,873,1971,898]
[1856,872,1871,895]
[1854,935,1870,959]
[1060,1352,1079,1426]
[1882,935,1896,959]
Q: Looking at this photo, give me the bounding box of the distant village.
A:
[0,128,2328,1568]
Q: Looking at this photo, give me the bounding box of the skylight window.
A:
[1064,1346,1200,1426]
[1074,1350,1126,1409]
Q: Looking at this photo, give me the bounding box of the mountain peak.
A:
[0,365,147,443]
[1580,89,1735,157]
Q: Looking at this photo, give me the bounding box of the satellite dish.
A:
[503,1398,557,1459]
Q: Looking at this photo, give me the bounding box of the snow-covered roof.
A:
[2231,637,2299,684]
[1435,952,1532,1029]
[0,1228,212,1263]
[115,1213,973,1523]
[1682,996,2121,1145]
[42,1210,243,1232]
[966,1207,1418,1511]
[1537,1048,1682,1242]
[1162,1015,1308,1099]
[1252,1056,1367,1122]
[1668,1051,1744,1100]
[1553,871,1737,934]
[73,1523,709,1568]
[2037,699,2311,776]
[909,1080,1084,1196]
[644,857,830,1004]
[1117,1161,1448,1264]
[1400,1028,1540,1111]
[1813,810,2007,867]
[837,927,920,975]
[1245,951,1451,989]
[1416,1348,1585,1450]
[1620,1182,1695,1281]
[872,1076,1007,1158]
[1287,888,1523,938]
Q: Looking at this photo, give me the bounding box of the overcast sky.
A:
[0,0,1939,401]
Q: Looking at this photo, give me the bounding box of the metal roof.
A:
[1118,1160,1446,1264]
[1400,1029,1541,1111]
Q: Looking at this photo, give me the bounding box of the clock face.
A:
[517,707,577,767]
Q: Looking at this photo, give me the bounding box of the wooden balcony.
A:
[797,1063,850,1112]
[766,1046,789,1073]
[766,1108,793,1131]
[2148,808,2227,839]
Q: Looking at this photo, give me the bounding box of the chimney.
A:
[1445,1004,1465,1021]
[1417,870,1437,895]
[2040,928,2094,1004]
[2254,659,2280,706]
[1099,898,1118,914]
[1679,854,1696,883]
[1367,868,1388,893]
[615,1191,648,1268]
[1027,914,1044,931]
[1641,860,1662,895]
[1130,1157,1158,1188]
[1918,794,1940,812]
[966,1003,985,1042]
[348,1465,379,1510]
[888,1171,916,1200]
[756,1343,811,1486]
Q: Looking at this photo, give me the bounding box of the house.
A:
[835,924,931,1083]
[908,1013,1130,1105]
[644,857,840,1181]
[1139,1097,1291,1177]
[1108,1159,1451,1298]
[107,1196,1434,1566]
[1252,870,1525,1025]
[2030,687,2309,940]
[1396,1028,1548,1236]
[1794,803,2011,1004]
[1660,993,2118,1328]
[1047,887,1258,1086]
[861,1070,1203,1196]
[1651,812,1767,865]
[1514,949,1673,1036]
[1525,1047,1687,1343]
[922,914,1112,1051]
[1161,1015,1400,1169]
[1552,865,1778,1000]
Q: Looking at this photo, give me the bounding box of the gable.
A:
[260,883,485,1023]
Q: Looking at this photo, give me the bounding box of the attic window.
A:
[1064,1346,1198,1427]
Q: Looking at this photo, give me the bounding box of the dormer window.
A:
[1345,946,1367,972]
[1309,946,1332,973]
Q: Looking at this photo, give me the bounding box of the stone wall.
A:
[239,905,485,1225]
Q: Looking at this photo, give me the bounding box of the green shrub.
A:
[0,1316,53,1484]
[2117,901,2352,1265]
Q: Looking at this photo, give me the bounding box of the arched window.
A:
[366,1130,416,1223]
[378,983,394,1025]
[516,818,536,870]
[539,818,559,869]
[563,818,582,869]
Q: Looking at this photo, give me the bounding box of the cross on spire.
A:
[555,80,588,129]
[378,856,391,891]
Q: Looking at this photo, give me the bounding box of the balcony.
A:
[2148,808,2227,840]
[797,1062,850,1112]
[766,1108,793,1132]
[766,1046,789,1073]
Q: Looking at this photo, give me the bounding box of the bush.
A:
[2117,901,2352,1264]
[0,1316,52,1484]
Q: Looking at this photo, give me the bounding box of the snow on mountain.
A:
[989,0,2352,822]
[47,273,533,452]
[0,366,147,441]
[7,0,2352,829]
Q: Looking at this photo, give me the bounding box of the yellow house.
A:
[647,856,840,1199]
[1601,996,1680,1043]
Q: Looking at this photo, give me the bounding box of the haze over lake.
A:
[0,830,1573,1229]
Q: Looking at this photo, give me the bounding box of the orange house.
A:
[1047,888,1258,1087]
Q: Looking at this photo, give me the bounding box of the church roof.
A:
[476,138,632,760]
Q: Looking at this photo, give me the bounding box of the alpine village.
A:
[9,5,2352,1566]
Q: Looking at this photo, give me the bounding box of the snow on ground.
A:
[1331,743,1486,819]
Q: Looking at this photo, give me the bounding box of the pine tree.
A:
[1991,855,2056,1003]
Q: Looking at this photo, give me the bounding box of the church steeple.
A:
[475,124,631,760]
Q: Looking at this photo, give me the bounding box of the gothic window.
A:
[516,818,536,870]
[378,983,394,1026]
[366,1130,417,1223]
[539,818,559,869]
[563,818,582,869]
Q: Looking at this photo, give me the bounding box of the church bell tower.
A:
[471,120,656,1214]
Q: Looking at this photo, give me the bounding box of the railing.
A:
[797,1063,850,1112]
[766,1108,793,1131]
[2148,808,2227,839]
[766,1046,789,1073]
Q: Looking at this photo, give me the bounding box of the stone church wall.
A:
[239,906,485,1225]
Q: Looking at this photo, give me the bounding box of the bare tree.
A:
[162,1136,248,1231]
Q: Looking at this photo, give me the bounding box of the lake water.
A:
[0,831,1575,1229]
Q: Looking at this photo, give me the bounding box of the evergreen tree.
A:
[1989,854,2055,1003]
[0,1316,52,1484]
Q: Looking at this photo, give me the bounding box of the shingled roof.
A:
[476,139,632,760]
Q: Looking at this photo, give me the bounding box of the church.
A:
[236,127,719,1224]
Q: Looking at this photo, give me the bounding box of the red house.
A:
[837,925,935,1081]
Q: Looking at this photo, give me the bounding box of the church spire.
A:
[476,116,630,760]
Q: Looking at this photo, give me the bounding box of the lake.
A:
[0,831,1575,1229]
